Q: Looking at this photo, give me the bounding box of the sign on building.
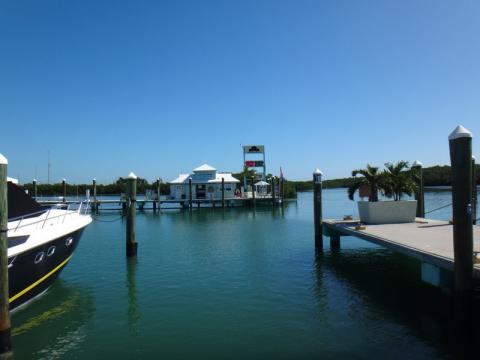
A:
[243,145,265,154]
[242,145,266,187]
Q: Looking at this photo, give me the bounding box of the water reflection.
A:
[126,258,139,337]
[11,281,94,359]
[312,239,480,358]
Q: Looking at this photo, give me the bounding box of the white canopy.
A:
[255,180,269,186]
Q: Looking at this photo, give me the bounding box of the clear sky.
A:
[1,0,479,184]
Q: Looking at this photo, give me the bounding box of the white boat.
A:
[6,180,92,311]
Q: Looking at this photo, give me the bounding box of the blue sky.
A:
[1,0,479,184]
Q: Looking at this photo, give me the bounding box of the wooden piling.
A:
[330,232,341,249]
[62,179,66,203]
[280,177,284,206]
[92,178,98,213]
[0,154,12,356]
[126,172,138,257]
[33,178,37,199]
[271,178,276,206]
[251,177,256,208]
[412,160,425,218]
[156,178,161,213]
[473,156,477,225]
[221,177,225,209]
[448,125,473,320]
[189,178,193,211]
[313,169,323,247]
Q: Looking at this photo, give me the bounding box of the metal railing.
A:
[8,201,90,233]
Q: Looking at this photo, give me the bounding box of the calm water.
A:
[10,189,477,359]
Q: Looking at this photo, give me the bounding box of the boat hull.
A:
[8,228,85,311]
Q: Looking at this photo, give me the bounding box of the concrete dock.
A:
[323,219,480,279]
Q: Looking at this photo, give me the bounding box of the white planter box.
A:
[357,200,417,224]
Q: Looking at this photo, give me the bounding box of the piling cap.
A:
[313,169,323,176]
[0,153,7,165]
[473,155,476,161]
[92,178,96,181]
[127,172,137,179]
[412,160,423,168]
[62,178,66,182]
[33,178,37,182]
[448,125,473,140]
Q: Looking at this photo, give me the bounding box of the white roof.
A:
[169,173,240,184]
[209,173,240,184]
[255,180,269,186]
[169,174,190,184]
[193,164,216,172]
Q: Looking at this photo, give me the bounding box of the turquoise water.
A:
[10,189,477,359]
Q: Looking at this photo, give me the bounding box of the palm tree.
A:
[383,161,417,201]
[347,164,385,202]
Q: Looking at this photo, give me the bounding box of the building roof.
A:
[209,173,240,184]
[255,180,269,186]
[169,174,190,184]
[193,164,216,172]
[169,172,240,184]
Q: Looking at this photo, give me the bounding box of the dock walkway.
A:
[323,218,480,279]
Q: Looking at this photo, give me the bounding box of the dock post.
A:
[412,160,425,218]
[313,169,323,247]
[448,125,474,323]
[278,176,285,206]
[0,154,12,357]
[156,178,161,213]
[330,232,341,249]
[62,178,66,203]
[473,156,477,225]
[251,177,256,208]
[189,178,193,211]
[221,177,225,209]
[33,178,37,199]
[271,178,276,206]
[126,172,138,257]
[92,178,98,213]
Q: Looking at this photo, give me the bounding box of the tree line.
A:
[290,164,480,192]
[21,173,298,198]
[20,164,477,197]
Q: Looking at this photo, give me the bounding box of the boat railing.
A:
[8,200,90,233]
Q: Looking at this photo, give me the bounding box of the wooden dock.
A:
[323,219,480,280]
[35,196,281,210]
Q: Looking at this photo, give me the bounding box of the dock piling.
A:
[62,179,66,203]
[271,178,276,206]
[92,178,98,213]
[126,172,138,257]
[412,160,425,218]
[251,177,256,208]
[313,169,323,247]
[33,178,37,199]
[0,154,12,356]
[189,178,193,211]
[280,177,284,206]
[221,177,225,209]
[473,156,477,225]
[448,125,474,321]
[156,178,161,213]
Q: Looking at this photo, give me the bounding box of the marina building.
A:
[169,164,240,200]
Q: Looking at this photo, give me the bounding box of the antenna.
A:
[47,150,51,184]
